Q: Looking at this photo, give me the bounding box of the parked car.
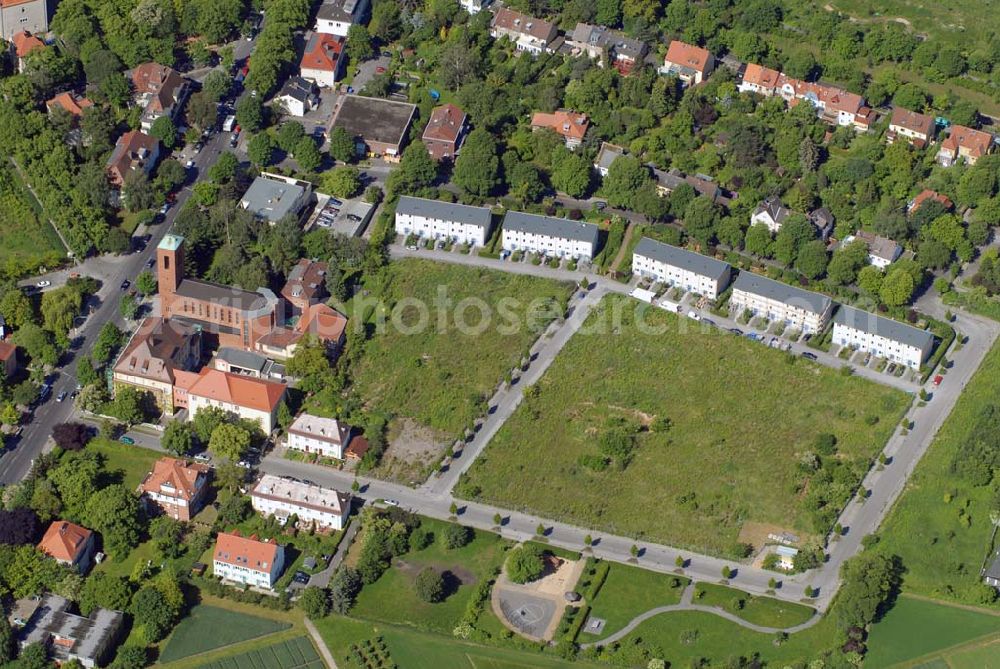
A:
[729,327,742,335]
[119,436,135,445]
[375,66,386,74]
[35,280,50,288]
[146,258,155,269]
[120,279,130,291]
[159,203,171,216]
[193,452,211,463]
[933,375,944,386]
[185,159,195,169]
[686,310,700,321]
[383,499,399,507]
[406,244,418,251]
[801,352,818,361]
[702,318,716,327]
[56,391,66,402]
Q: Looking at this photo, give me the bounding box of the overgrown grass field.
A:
[0,162,65,275]
[461,295,908,555]
[191,636,321,669]
[352,259,573,439]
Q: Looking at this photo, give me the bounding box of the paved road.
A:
[0,41,258,485]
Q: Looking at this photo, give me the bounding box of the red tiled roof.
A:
[296,303,348,343]
[531,110,589,141]
[141,457,210,502]
[941,124,993,159]
[46,92,93,117]
[131,63,186,114]
[664,40,712,75]
[422,104,467,144]
[300,33,344,73]
[491,7,557,42]
[214,530,280,572]
[37,521,92,563]
[11,31,44,58]
[910,189,954,212]
[890,107,934,137]
[741,63,781,89]
[0,341,15,362]
[188,368,286,413]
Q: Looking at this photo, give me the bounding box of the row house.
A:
[213,530,285,589]
[489,7,558,56]
[937,124,994,166]
[568,22,647,74]
[394,195,493,247]
[887,107,936,147]
[314,0,369,37]
[501,211,599,261]
[661,40,715,86]
[730,272,833,334]
[832,305,934,369]
[131,62,188,131]
[738,63,871,130]
[530,109,589,149]
[251,474,352,531]
[139,457,211,521]
[286,413,353,459]
[632,237,732,300]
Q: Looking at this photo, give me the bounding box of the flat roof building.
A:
[10,594,124,669]
[240,173,313,224]
[327,94,417,159]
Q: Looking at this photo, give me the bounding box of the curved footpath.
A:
[580,584,819,649]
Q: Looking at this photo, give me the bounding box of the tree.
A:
[0,508,39,545]
[684,198,719,245]
[880,267,915,306]
[346,24,374,62]
[0,289,34,329]
[506,544,545,584]
[836,552,902,631]
[276,121,305,152]
[209,152,239,183]
[298,585,330,618]
[79,572,132,616]
[186,91,218,132]
[507,160,545,203]
[247,133,274,167]
[858,265,884,297]
[41,285,82,345]
[131,585,175,642]
[149,116,177,149]
[93,323,124,365]
[108,387,152,426]
[386,142,437,195]
[12,323,58,367]
[799,137,820,172]
[328,126,357,163]
[149,517,185,559]
[443,524,473,549]
[85,484,142,558]
[550,151,591,198]
[192,406,230,444]
[414,567,445,603]
[235,95,264,133]
[162,420,194,456]
[294,136,322,172]
[323,166,361,199]
[601,155,649,208]
[108,645,148,669]
[135,271,157,297]
[208,422,251,462]
[203,70,232,101]
[795,240,829,279]
[453,129,500,196]
[52,422,91,450]
[123,171,156,212]
[329,566,362,613]
[0,612,13,664]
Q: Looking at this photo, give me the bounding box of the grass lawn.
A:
[876,339,1000,604]
[87,437,161,489]
[692,583,815,629]
[585,563,688,640]
[864,596,1000,667]
[461,295,908,555]
[191,636,321,669]
[159,604,293,663]
[315,616,601,669]
[0,162,65,273]
[350,518,509,634]
[350,259,573,440]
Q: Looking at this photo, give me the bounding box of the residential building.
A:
[738,62,781,96]
[314,0,369,37]
[214,347,283,380]
[832,305,934,369]
[299,32,346,87]
[568,23,647,74]
[46,92,92,119]
[501,211,599,260]
[112,317,201,412]
[212,530,285,589]
[187,368,286,434]
[750,196,791,233]
[326,94,417,159]
[594,142,624,178]
[937,124,994,166]
[105,130,160,188]
[662,40,715,85]
[651,166,685,196]
[489,7,558,55]
[632,237,732,299]
[10,594,123,669]
[842,230,901,269]
[908,189,954,214]
[887,107,935,147]
[730,272,833,333]
[0,340,17,378]
[530,109,589,149]
[459,0,489,13]
[274,76,316,117]
[286,413,352,459]
[395,195,493,247]
[281,258,328,315]
[239,173,313,224]
[139,457,212,521]
[9,29,42,71]
[37,521,96,573]
[0,0,48,41]
[131,62,188,131]
[809,208,835,240]
[422,103,467,162]
[251,474,352,531]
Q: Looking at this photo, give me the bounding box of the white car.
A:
[193,453,211,463]
[383,499,399,507]
[35,280,50,288]
[687,310,700,321]
[185,159,195,169]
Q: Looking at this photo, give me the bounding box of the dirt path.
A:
[304,617,339,669]
[608,223,636,274]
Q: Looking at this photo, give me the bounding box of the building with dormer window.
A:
[212,530,285,589]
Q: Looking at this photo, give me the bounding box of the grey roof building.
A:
[240,174,312,223]
[396,196,492,230]
[568,23,647,62]
[985,550,1000,588]
[732,272,833,316]
[11,594,124,668]
[832,305,934,352]
[634,237,731,284]
[594,142,625,176]
[277,76,314,104]
[502,211,600,245]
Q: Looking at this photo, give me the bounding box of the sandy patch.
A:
[372,417,449,484]
[737,522,807,553]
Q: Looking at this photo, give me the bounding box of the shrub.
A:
[414,567,445,603]
[507,544,545,584]
[443,524,473,550]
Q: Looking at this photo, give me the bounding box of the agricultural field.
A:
[461,295,908,555]
[191,636,321,669]
[350,259,572,455]
[159,604,292,663]
[876,339,1000,604]
[865,596,1000,667]
[0,162,65,277]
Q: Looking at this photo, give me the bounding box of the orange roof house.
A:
[38,521,95,572]
[131,62,188,130]
[139,457,212,521]
[531,110,589,149]
[299,33,345,87]
[888,107,935,147]
[908,189,954,214]
[212,530,285,588]
[105,130,160,187]
[938,124,994,166]
[739,63,781,95]
[662,40,714,85]
[10,30,43,65]
[187,368,286,433]
[46,92,93,118]
[422,103,468,162]
[0,340,17,378]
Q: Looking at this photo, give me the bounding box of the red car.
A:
[933,375,943,386]
[375,66,386,74]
